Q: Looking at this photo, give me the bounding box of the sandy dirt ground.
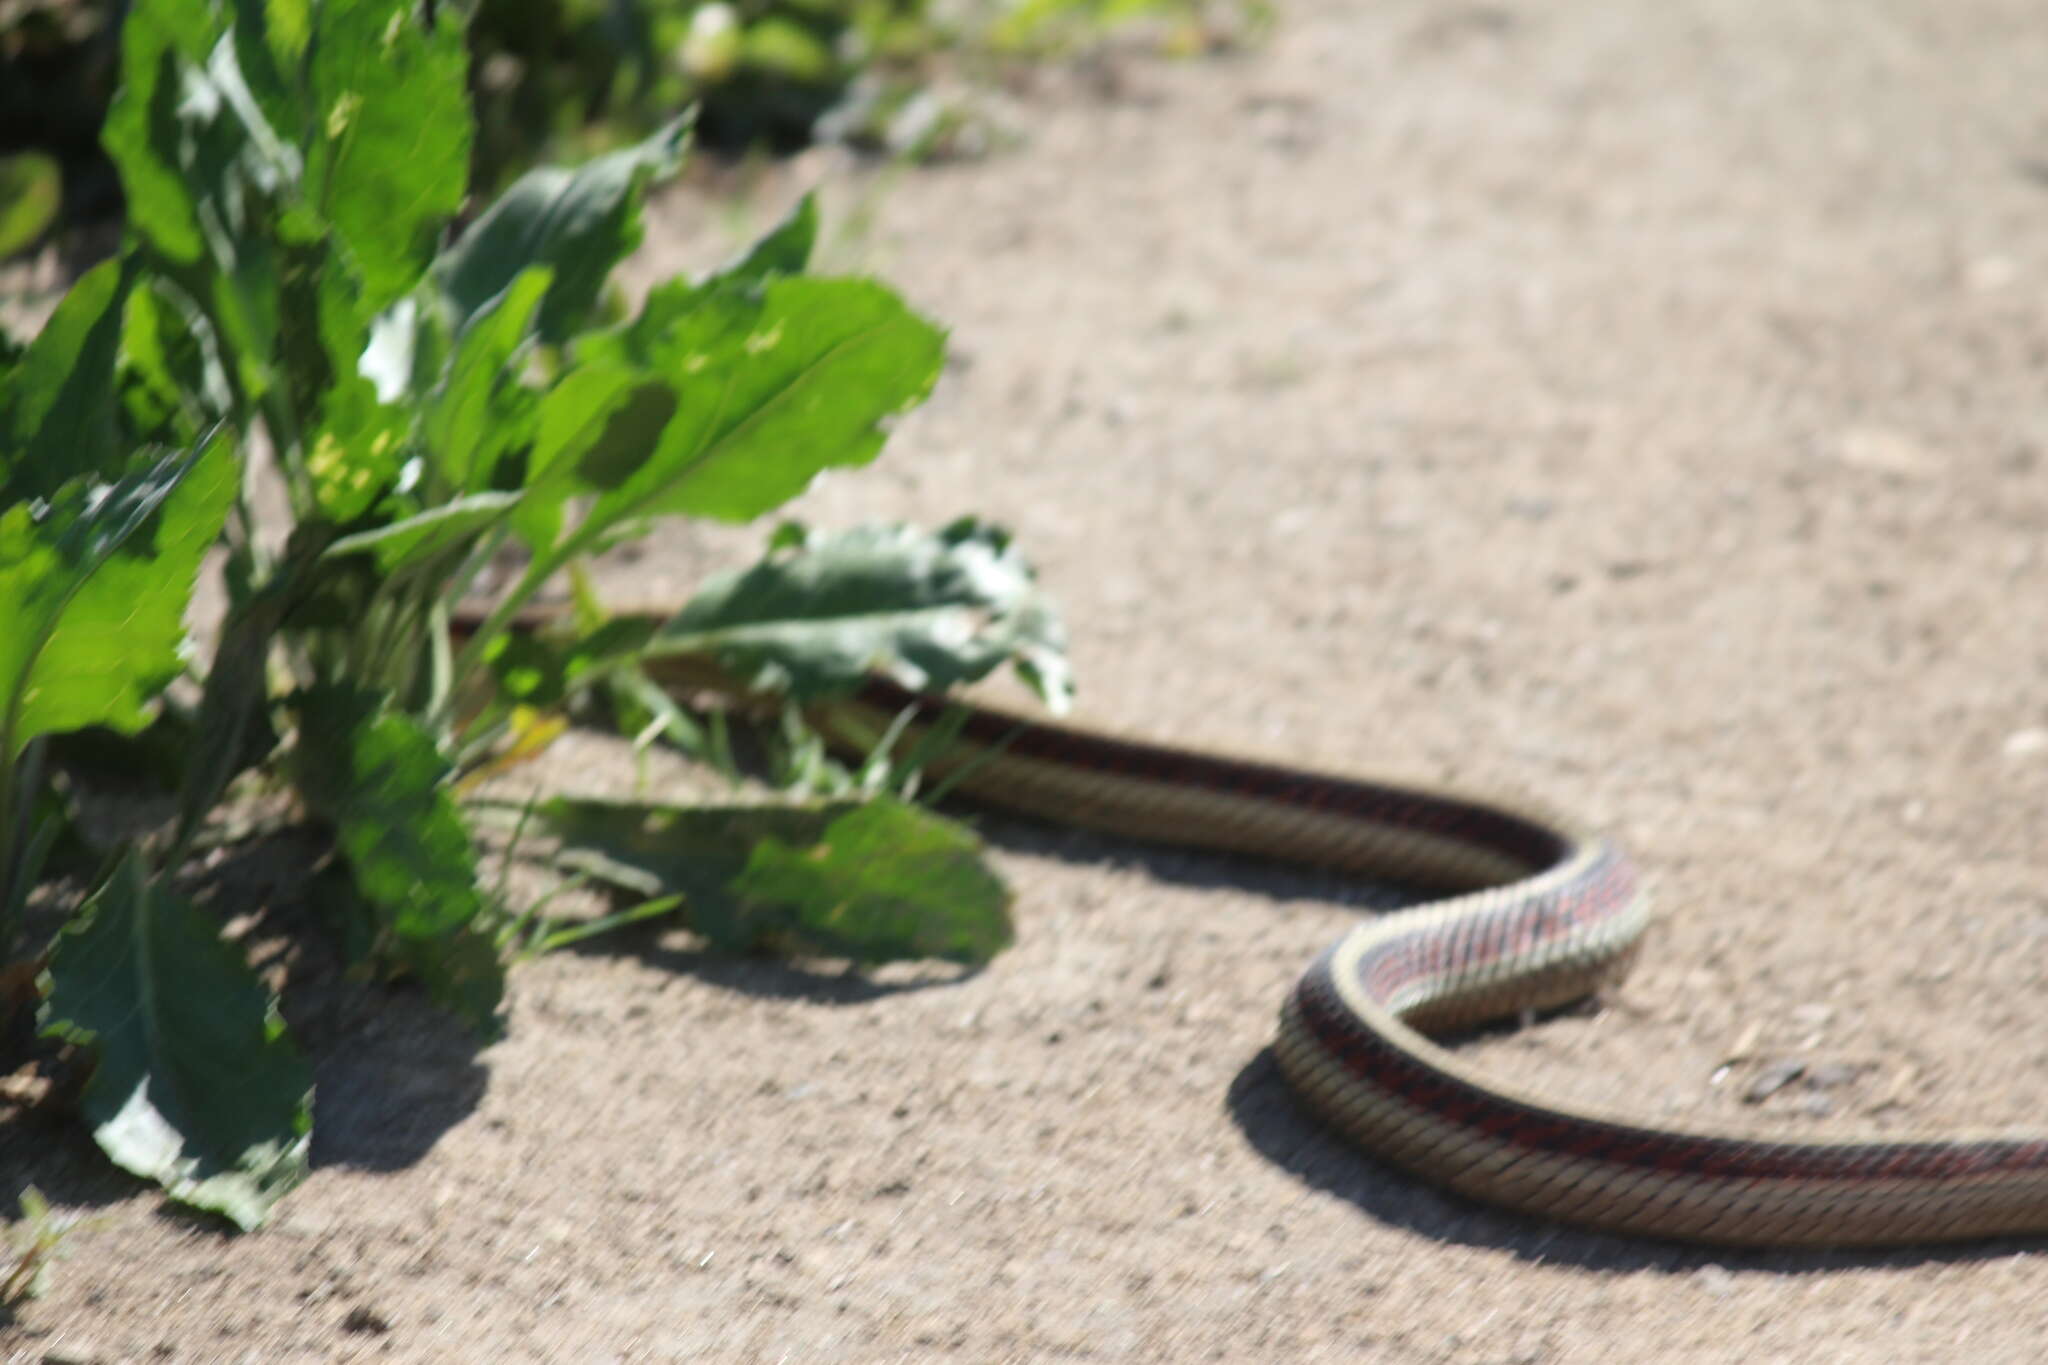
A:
[8,0,2048,1359]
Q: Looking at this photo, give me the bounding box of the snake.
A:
[480,609,2048,1248]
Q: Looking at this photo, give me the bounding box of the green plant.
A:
[2,1186,95,1309]
[1,0,1256,254]
[467,0,1250,179]
[1,0,1066,1231]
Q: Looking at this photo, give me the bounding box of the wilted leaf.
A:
[39,853,312,1230]
[650,519,1071,708]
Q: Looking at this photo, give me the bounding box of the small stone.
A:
[1789,1003,1834,1030]
[1806,1062,1864,1091]
[2003,728,2048,758]
[1966,256,2018,292]
[1745,1060,1805,1103]
[340,1306,392,1335]
[1721,1021,1765,1066]
[1694,1265,1739,1299]
[1836,427,1942,478]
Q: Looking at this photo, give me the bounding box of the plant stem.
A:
[0,740,43,953]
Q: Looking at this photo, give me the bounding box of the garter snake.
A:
[474,608,2048,1248]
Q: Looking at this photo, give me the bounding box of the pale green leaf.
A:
[652,518,1071,708]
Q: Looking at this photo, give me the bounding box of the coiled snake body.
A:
[510,611,2048,1248]
[815,680,2048,1248]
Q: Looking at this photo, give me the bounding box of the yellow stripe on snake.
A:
[529,615,2048,1248]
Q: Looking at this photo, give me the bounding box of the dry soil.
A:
[8,0,2048,1360]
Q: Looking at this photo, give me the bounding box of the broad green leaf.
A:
[576,277,945,527]
[115,26,299,397]
[102,0,227,263]
[288,683,480,938]
[434,119,689,344]
[651,519,1072,708]
[531,795,1013,964]
[303,0,472,313]
[107,8,304,275]
[288,685,503,1031]
[0,436,236,759]
[39,853,312,1231]
[0,151,61,259]
[223,0,304,135]
[421,267,553,494]
[572,194,815,375]
[188,36,298,401]
[0,257,137,497]
[717,192,819,286]
[526,366,669,489]
[203,215,285,405]
[512,365,673,553]
[106,4,310,407]
[734,798,1012,963]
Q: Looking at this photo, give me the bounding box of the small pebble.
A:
[2003,728,2048,758]
[1790,1003,1834,1029]
[1745,1060,1805,1103]
[341,1305,392,1335]
[1805,1062,1863,1090]
[1835,427,1943,478]
[1694,1265,1739,1299]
